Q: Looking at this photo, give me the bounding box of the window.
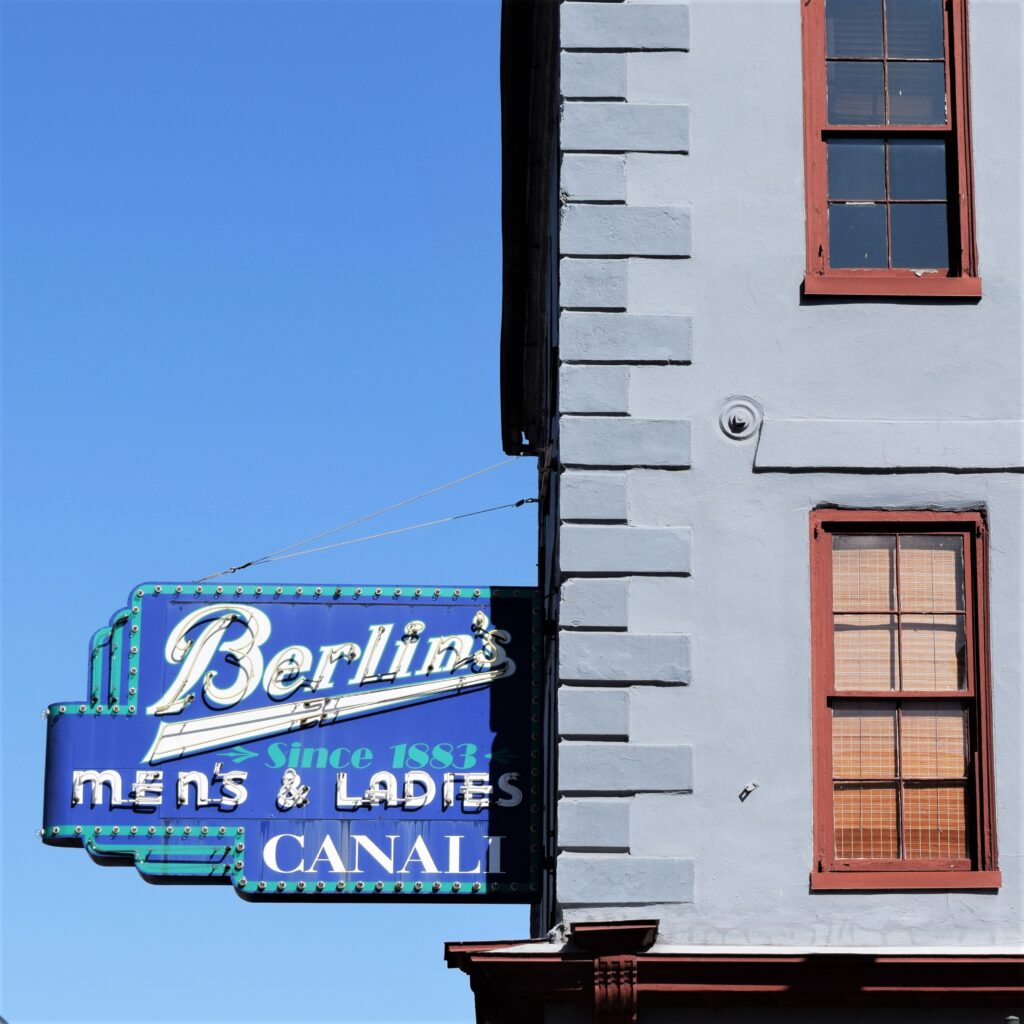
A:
[810,510,999,890]
[801,0,980,297]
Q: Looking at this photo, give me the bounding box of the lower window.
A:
[810,510,999,890]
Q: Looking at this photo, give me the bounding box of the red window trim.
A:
[809,509,998,892]
[800,0,980,298]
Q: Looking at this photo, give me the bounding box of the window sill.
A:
[810,870,1001,892]
[803,273,983,299]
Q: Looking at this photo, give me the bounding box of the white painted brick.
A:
[562,154,627,202]
[627,469,690,526]
[627,51,689,103]
[560,258,628,310]
[560,312,693,362]
[627,258,691,314]
[561,524,692,574]
[562,102,689,153]
[560,741,693,791]
[561,51,627,98]
[627,576,692,632]
[559,798,631,850]
[560,364,630,414]
[560,632,691,683]
[625,153,691,206]
[559,687,630,738]
[627,365,689,418]
[562,205,691,257]
[561,416,691,468]
[561,3,690,50]
[561,577,630,628]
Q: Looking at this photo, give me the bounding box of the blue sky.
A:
[1,1,538,1020]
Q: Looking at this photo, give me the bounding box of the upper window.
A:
[810,511,999,890]
[801,0,980,297]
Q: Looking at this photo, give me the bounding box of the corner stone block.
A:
[561,577,629,628]
[560,312,693,363]
[561,205,691,257]
[561,154,627,202]
[559,687,630,739]
[560,524,691,575]
[559,799,631,851]
[560,258,628,310]
[561,3,690,51]
[560,364,630,414]
[561,417,691,468]
[560,471,629,522]
[560,631,691,683]
[559,741,693,793]
[560,51,627,99]
[558,853,694,906]
[562,102,689,153]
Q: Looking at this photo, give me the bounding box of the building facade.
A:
[449,0,1023,1019]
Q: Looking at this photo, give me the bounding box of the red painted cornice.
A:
[446,921,1024,1024]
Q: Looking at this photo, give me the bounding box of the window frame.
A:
[800,0,981,298]
[809,509,999,891]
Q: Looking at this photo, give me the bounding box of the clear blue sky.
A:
[1,2,538,1021]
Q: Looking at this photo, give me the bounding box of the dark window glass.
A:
[826,0,884,57]
[828,61,885,124]
[886,0,945,58]
[830,203,888,267]
[889,62,946,124]
[828,139,886,199]
[888,139,947,199]
[891,203,949,267]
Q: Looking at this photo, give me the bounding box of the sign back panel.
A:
[42,584,540,900]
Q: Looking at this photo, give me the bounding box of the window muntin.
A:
[810,512,998,889]
[801,0,979,295]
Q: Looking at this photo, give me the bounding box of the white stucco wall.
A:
[551,0,1023,949]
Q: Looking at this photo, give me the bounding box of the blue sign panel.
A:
[42,584,540,900]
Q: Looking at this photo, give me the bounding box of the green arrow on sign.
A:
[224,745,259,764]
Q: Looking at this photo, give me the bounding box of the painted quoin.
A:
[447,0,1023,1021]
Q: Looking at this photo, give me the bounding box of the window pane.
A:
[890,203,948,268]
[903,784,967,859]
[826,0,884,57]
[901,704,968,778]
[888,139,948,200]
[886,0,945,58]
[900,614,966,691]
[833,703,897,778]
[834,615,899,690]
[828,139,886,199]
[828,61,885,123]
[834,784,899,859]
[833,534,895,610]
[898,535,964,611]
[829,203,888,268]
[888,61,946,124]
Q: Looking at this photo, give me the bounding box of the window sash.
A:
[809,511,996,887]
[801,0,978,292]
[824,0,954,130]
